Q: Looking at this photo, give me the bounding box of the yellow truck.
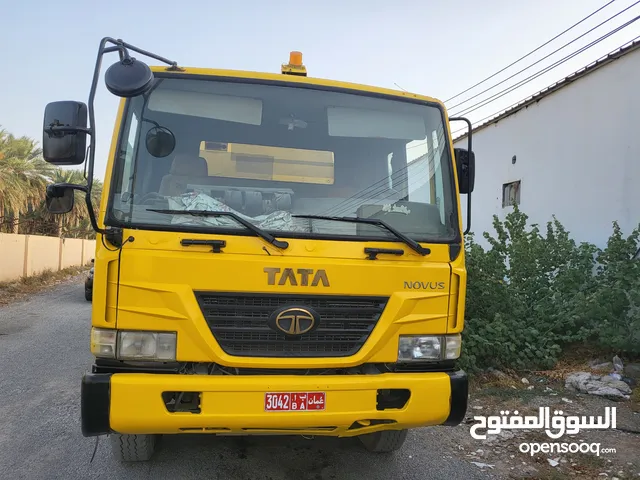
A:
[41,38,476,462]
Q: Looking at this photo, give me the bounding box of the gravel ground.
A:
[0,278,490,480]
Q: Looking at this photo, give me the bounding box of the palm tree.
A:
[0,158,25,231]
[0,127,100,239]
[0,128,25,229]
[0,130,53,233]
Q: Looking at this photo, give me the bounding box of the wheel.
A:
[358,429,408,453]
[109,433,158,462]
[141,192,165,202]
[84,288,92,302]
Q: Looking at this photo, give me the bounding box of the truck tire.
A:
[358,429,408,453]
[85,288,92,302]
[109,433,157,462]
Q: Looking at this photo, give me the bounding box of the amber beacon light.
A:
[289,51,302,65]
[281,51,307,76]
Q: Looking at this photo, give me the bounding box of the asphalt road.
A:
[0,278,491,480]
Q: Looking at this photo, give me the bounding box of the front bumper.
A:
[81,370,468,437]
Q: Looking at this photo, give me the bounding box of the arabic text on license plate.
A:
[264,392,326,411]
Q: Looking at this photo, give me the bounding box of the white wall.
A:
[0,233,96,283]
[454,46,640,250]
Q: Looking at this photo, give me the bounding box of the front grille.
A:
[194,292,389,357]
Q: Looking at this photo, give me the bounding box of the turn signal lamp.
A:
[282,51,307,76]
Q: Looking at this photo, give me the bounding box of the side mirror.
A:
[146,126,176,157]
[454,148,475,194]
[45,184,76,214]
[42,101,88,165]
[105,57,154,97]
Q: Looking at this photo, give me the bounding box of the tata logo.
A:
[268,306,320,336]
[264,267,330,287]
[403,281,446,290]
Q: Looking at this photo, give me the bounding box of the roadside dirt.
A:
[0,266,89,306]
[436,374,640,479]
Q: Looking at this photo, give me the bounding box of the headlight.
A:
[90,328,176,361]
[91,328,117,358]
[444,334,462,359]
[118,331,177,361]
[398,334,461,361]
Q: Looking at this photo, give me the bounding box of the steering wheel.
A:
[140,192,166,205]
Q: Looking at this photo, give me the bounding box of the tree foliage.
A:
[460,205,640,373]
[0,126,101,238]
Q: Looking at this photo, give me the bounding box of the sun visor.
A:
[148,89,263,125]
[327,106,426,140]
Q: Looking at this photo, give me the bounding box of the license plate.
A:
[264,392,326,411]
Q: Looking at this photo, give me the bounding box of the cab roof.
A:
[148,64,445,111]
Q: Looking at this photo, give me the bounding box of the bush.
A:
[584,222,640,354]
[459,205,639,373]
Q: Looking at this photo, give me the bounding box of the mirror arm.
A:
[449,116,473,236]
[84,190,108,237]
[44,125,93,136]
[141,118,161,128]
[82,37,179,212]
[113,38,180,69]
[85,37,118,193]
[86,38,180,193]
[48,183,108,236]
[47,182,87,197]
[102,45,123,56]
[44,38,178,239]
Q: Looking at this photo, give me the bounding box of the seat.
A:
[158,154,209,197]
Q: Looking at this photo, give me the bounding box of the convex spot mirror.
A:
[42,101,88,165]
[45,185,75,214]
[146,126,176,157]
[105,57,155,98]
[454,148,475,194]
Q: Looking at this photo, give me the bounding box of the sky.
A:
[1,0,639,179]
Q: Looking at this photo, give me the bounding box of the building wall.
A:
[61,238,86,270]
[0,233,96,283]
[454,46,640,250]
[25,235,60,277]
[0,234,27,282]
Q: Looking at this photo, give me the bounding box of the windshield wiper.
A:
[146,209,289,249]
[292,215,430,256]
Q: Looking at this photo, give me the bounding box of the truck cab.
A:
[41,39,475,462]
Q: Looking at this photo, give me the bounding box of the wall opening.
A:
[502,180,521,208]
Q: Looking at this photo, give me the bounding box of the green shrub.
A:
[585,222,640,354]
[460,205,639,373]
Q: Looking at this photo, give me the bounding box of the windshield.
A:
[107,76,459,243]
